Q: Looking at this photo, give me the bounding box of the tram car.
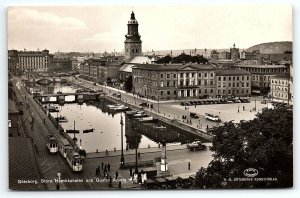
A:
[46,134,58,153]
[58,137,72,158]
[66,148,84,172]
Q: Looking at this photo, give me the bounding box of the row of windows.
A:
[243,67,287,73]
[217,82,250,88]
[272,86,288,92]
[273,92,288,98]
[218,76,250,81]
[21,65,47,69]
[126,48,140,53]
[271,79,289,85]
[138,87,249,96]
[217,89,249,94]
[160,72,214,79]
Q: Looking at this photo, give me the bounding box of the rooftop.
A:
[133,63,216,71]
[271,73,290,79]
[216,69,251,76]
[9,137,44,190]
[237,64,288,68]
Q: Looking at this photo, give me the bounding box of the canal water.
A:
[27,82,203,153]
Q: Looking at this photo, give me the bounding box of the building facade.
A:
[270,74,290,102]
[79,58,122,84]
[18,49,52,73]
[124,11,142,62]
[132,64,251,100]
[216,69,251,98]
[235,64,289,95]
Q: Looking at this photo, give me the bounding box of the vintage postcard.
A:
[8,5,293,190]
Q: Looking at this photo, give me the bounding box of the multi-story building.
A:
[216,69,251,98]
[290,64,293,102]
[8,50,19,75]
[79,58,122,84]
[270,74,290,102]
[17,49,52,73]
[132,63,251,100]
[124,11,142,62]
[49,58,72,72]
[71,58,79,71]
[240,50,260,60]
[219,51,231,60]
[235,64,289,95]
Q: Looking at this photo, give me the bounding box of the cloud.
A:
[8,7,87,30]
[83,32,122,42]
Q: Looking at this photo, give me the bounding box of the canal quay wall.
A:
[103,95,213,142]
[33,98,81,151]
[23,83,82,152]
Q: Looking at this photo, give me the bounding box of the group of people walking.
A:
[96,162,111,176]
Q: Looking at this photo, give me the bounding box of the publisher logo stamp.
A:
[243,168,259,177]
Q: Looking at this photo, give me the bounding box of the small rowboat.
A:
[83,128,94,133]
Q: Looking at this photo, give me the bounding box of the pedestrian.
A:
[138,152,141,158]
[243,106,245,111]
[129,167,132,176]
[101,162,104,170]
[188,162,191,170]
[106,149,109,156]
[109,176,112,187]
[207,124,209,130]
[115,171,119,180]
[106,174,109,180]
[195,104,196,108]
[118,181,122,188]
[107,163,111,171]
[98,166,101,175]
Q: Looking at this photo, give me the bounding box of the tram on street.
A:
[205,113,220,122]
[58,137,72,158]
[65,148,84,172]
[46,134,58,153]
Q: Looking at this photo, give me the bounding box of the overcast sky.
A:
[8,5,292,53]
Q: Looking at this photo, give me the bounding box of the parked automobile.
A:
[139,102,148,107]
[234,99,241,103]
[190,112,199,118]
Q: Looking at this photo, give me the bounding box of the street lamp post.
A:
[132,125,140,183]
[254,99,257,111]
[73,120,77,141]
[157,96,160,113]
[56,112,59,129]
[120,114,125,167]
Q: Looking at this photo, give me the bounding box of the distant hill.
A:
[247,41,292,54]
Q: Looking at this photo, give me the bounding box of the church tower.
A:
[124,11,142,62]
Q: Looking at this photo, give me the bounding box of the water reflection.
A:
[29,83,205,153]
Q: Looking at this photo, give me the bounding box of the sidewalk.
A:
[86,144,187,159]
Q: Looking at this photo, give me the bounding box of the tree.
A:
[195,105,293,188]
[156,55,172,64]
[124,75,133,92]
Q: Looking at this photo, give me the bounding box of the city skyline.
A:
[8,5,292,53]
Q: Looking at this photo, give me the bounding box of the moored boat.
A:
[56,115,68,122]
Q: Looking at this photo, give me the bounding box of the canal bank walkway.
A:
[86,144,188,159]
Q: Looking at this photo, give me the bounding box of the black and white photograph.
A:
[7,3,293,191]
